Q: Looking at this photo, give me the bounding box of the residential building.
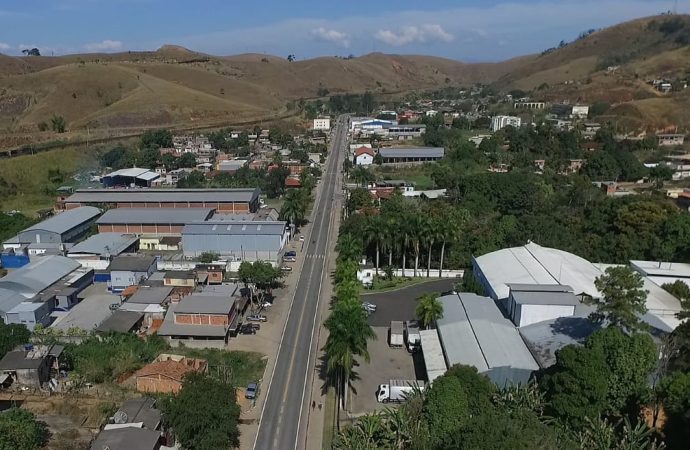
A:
[354,147,375,166]
[377,147,444,164]
[0,344,64,388]
[313,117,331,131]
[109,255,158,292]
[3,207,101,249]
[97,208,214,235]
[139,235,181,251]
[164,271,197,288]
[195,263,225,284]
[67,233,139,270]
[134,354,208,393]
[658,134,685,147]
[491,115,521,132]
[181,221,288,267]
[95,310,144,334]
[100,168,161,188]
[59,188,261,213]
[435,292,539,386]
[571,105,590,119]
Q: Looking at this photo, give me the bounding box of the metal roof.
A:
[378,147,445,158]
[174,294,234,314]
[519,317,600,368]
[0,256,81,297]
[23,207,100,235]
[89,428,161,450]
[96,310,144,333]
[508,284,580,306]
[97,208,214,225]
[182,221,286,235]
[117,397,161,430]
[68,233,139,256]
[66,188,260,204]
[51,294,116,331]
[437,293,538,376]
[127,286,173,305]
[420,329,447,382]
[109,255,157,272]
[630,260,690,278]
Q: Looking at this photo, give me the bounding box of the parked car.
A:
[285,250,297,257]
[261,302,272,308]
[283,256,297,262]
[239,324,257,335]
[245,383,258,400]
[362,302,377,313]
[299,235,305,241]
[247,314,268,322]
[281,266,293,272]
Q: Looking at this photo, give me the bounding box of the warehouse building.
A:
[96,208,214,235]
[67,233,139,270]
[181,221,288,265]
[3,207,101,249]
[436,292,539,386]
[100,167,161,187]
[60,188,261,213]
[377,147,444,164]
[109,255,158,293]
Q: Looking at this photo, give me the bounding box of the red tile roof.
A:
[355,147,375,157]
[285,177,301,187]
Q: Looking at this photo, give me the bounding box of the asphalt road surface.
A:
[254,116,347,450]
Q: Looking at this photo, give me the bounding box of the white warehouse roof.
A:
[420,329,447,383]
[22,207,101,236]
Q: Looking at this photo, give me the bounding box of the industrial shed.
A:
[61,188,261,213]
[506,284,582,328]
[181,221,288,263]
[378,147,444,164]
[5,207,100,247]
[100,167,161,187]
[436,292,538,386]
[97,208,214,235]
[67,233,139,270]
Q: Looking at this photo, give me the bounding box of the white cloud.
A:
[84,39,123,52]
[0,43,10,51]
[375,24,454,46]
[310,27,350,48]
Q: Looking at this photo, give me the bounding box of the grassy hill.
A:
[0,14,689,145]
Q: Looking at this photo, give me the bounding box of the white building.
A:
[354,147,375,166]
[571,105,590,119]
[491,115,521,132]
[313,118,331,131]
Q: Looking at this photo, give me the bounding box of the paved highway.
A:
[254,116,347,449]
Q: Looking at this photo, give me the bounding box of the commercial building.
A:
[491,115,521,132]
[67,233,139,270]
[506,284,582,327]
[4,301,53,331]
[96,208,214,235]
[50,294,119,334]
[313,117,331,131]
[60,188,261,213]
[100,168,161,188]
[109,255,158,292]
[387,124,426,140]
[436,292,539,386]
[514,102,546,110]
[377,147,444,164]
[181,221,288,264]
[4,207,101,249]
[95,310,145,334]
[630,260,690,289]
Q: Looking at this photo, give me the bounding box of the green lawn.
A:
[363,276,442,294]
[372,164,436,190]
[175,348,267,387]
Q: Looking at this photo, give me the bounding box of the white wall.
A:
[355,154,373,166]
[70,258,110,270]
[514,303,575,327]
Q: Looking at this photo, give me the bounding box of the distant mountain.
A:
[0,14,688,147]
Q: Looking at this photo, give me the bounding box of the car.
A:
[239,324,257,335]
[281,266,293,272]
[299,235,305,241]
[362,302,377,312]
[247,314,268,322]
[284,250,297,257]
[245,383,258,400]
[109,303,120,311]
[283,256,296,262]
[261,302,273,308]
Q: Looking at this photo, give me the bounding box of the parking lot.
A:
[349,280,455,415]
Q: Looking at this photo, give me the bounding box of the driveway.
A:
[362,279,456,327]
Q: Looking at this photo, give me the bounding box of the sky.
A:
[0,0,688,61]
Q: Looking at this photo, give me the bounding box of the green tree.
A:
[178,152,197,168]
[0,408,49,450]
[199,252,219,263]
[346,187,373,214]
[364,215,386,275]
[649,165,674,189]
[424,374,469,448]
[586,266,648,332]
[0,320,31,359]
[140,129,173,148]
[280,189,309,226]
[161,373,241,450]
[415,293,443,329]
[373,152,383,165]
[51,115,66,133]
[177,171,207,188]
[659,371,690,447]
[662,280,690,319]
[336,233,363,263]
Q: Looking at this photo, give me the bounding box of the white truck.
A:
[377,379,425,403]
[389,321,404,348]
[405,320,421,353]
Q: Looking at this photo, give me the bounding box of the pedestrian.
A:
[318,403,322,410]
[312,400,316,409]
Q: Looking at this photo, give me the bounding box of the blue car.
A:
[284,251,297,257]
[245,383,258,400]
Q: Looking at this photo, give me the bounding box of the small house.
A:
[109,255,158,293]
[0,344,64,388]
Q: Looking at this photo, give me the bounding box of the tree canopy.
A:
[0,408,49,450]
[586,266,648,332]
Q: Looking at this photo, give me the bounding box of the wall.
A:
[357,268,464,285]
[174,313,229,326]
[515,303,576,328]
[110,270,151,291]
[136,374,183,394]
[166,337,227,349]
[16,230,61,245]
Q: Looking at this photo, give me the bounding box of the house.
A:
[377,147,444,164]
[100,168,161,188]
[571,105,589,119]
[217,159,248,173]
[0,344,64,388]
[113,397,162,430]
[164,271,197,288]
[435,293,539,386]
[67,233,139,270]
[313,118,331,131]
[354,147,375,166]
[109,255,158,292]
[97,208,214,236]
[514,102,546,110]
[491,115,521,132]
[95,310,144,334]
[89,428,161,450]
[3,207,101,250]
[118,286,172,328]
[59,188,261,213]
[658,134,685,147]
[134,354,208,393]
[285,177,301,189]
[139,235,181,251]
[196,264,225,285]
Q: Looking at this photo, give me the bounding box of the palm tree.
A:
[336,233,363,263]
[415,293,443,329]
[280,189,307,226]
[364,216,386,276]
[409,216,424,277]
[439,209,467,277]
[425,218,443,278]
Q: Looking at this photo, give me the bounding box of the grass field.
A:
[372,164,436,190]
[175,348,267,387]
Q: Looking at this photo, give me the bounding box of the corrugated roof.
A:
[89,428,161,450]
[378,147,445,158]
[51,294,116,331]
[67,188,260,204]
[182,221,286,235]
[0,256,81,297]
[23,207,100,235]
[97,208,214,225]
[127,286,173,304]
[174,294,233,314]
[109,255,157,272]
[420,329,447,382]
[508,284,580,306]
[68,233,139,256]
[96,310,144,333]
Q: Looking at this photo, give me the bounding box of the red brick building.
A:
[134,354,208,394]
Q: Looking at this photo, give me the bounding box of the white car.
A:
[261,302,272,308]
[362,302,377,313]
[299,235,305,242]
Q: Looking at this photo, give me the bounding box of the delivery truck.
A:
[376,379,425,403]
[405,320,421,353]
[389,321,404,348]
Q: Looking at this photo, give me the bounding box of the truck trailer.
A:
[377,379,425,403]
[389,321,404,348]
[405,320,421,352]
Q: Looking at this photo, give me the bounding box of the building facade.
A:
[491,115,522,132]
